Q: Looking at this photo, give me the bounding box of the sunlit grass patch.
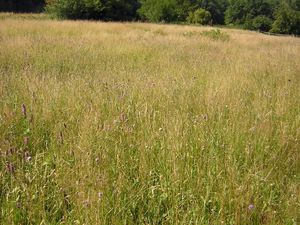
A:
[200,28,230,41]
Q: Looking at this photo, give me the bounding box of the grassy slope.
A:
[0,16,299,224]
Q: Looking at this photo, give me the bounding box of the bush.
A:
[200,28,230,41]
[251,15,273,31]
[187,8,211,25]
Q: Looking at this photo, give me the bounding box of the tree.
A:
[101,0,140,21]
[191,0,227,24]
[225,0,274,25]
[46,0,139,20]
[46,0,104,19]
[271,1,300,34]
[138,0,181,22]
[0,0,45,12]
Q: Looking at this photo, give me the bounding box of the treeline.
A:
[1,0,299,35]
[46,0,300,35]
[0,0,45,12]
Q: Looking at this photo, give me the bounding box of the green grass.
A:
[0,16,299,224]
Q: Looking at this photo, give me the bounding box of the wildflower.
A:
[21,103,27,118]
[248,204,255,210]
[24,151,32,161]
[6,162,15,174]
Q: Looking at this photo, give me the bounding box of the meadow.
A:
[0,14,299,224]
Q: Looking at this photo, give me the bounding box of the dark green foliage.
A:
[101,0,140,21]
[190,0,228,24]
[46,0,139,20]
[225,0,300,34]
[138,0,182,22]
[0,0,45,12]
[46,0,104,20]
[225,0,274,25]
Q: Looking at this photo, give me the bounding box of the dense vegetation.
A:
[0,0,45,12]
[1,0,299,34]
[0,15,300,224]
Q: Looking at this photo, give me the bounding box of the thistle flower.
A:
[248,204,255,210]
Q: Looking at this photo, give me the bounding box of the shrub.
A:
[187,8,211,25]
[200,28,230,41]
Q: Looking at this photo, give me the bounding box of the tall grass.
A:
[0,16,299,224]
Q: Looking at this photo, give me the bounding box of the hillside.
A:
[0,17,300,224]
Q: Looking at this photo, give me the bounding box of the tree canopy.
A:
[0,0,45,12]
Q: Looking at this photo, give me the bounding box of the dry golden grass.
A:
[0,17,300,224]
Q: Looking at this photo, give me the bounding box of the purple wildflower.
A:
[6,162,15,174]
[248,204,255,210]
[21,104,27,118]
